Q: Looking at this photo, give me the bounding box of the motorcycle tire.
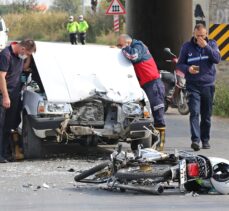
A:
[74,161,111,182]
[178,91,189,115]
[164,100,169,113]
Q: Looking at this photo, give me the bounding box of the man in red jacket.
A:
[117,34,165,149]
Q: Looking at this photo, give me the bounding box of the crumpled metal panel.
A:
[33,42,144,103]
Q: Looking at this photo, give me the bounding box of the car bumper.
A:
[28,115,65,130]
[28,115,153,140]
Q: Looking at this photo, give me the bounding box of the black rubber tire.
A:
[22,114,43,159]
[178,90,189,115]
[74,161,111,182]
[115,169,171,181]
[164,99,169,113]
[131,131,152,151]
[79,136,98,147]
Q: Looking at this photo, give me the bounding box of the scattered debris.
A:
[22,184,33,188]
[42,183,50,189]
[68,168,75,172]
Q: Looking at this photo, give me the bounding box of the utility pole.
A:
[82,0,85,15]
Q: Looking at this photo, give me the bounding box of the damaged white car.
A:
[22,42,154,158]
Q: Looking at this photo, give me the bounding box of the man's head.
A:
[69,16,74,22]
[17,39,36,60]
[79,15,84,22]
[193,23,208,41]
[117,34,132,48]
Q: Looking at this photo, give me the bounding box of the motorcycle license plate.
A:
[179,159,187,192]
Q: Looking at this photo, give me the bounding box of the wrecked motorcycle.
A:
[161,48,189,115]
[74,144,229,195]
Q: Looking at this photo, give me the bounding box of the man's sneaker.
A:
[191,142,200,151]
[202,142,211,149]
[0,156,8,163]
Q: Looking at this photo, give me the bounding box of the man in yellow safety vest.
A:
[78,15,89,45]
[67,16,79,45]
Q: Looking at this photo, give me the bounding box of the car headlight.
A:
[122,103,143,116]
[38,101,72,115]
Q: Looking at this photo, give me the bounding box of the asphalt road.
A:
[0,109,229,211]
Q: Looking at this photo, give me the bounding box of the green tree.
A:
[51,0,81,15]
[0,0,38,14]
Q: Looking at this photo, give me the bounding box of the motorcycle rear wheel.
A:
[178,91,189,115]
[74,161,111,182]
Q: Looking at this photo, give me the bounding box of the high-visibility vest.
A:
[67,21,79,33]
[78,20,89,33]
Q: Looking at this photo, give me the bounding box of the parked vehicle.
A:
[0,17,8,51]
[74,144,229,195]
[21,42,154,158]
[160,48,189,115]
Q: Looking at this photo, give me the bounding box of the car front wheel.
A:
[22,114,43,159]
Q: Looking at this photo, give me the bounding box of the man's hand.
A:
[2,96,10,108]
[196,37,207,48]
[188,66,199,74]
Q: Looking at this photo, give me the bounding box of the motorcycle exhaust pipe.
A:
[115,183,164,195]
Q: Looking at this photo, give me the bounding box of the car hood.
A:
[33,42,144,103]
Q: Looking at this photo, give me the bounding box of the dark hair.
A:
[194,23,206,30]
[19,39,36,52]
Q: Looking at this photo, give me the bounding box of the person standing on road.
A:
[117,34,166,150]
[0,39,36,163]
[67,16,79,45]
[176,24,221,151]
[78,15,89,45]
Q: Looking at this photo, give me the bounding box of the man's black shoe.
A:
[0,156,8,163]
[191,142,200,151]
[202,142,211,149]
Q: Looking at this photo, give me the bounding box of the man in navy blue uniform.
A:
[117,34,165,150]
[177,24,221,151]
[0,39,36,162]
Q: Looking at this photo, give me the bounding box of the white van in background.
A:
[0,17,8,51]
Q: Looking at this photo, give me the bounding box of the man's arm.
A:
[0,72,10,108]
[204,40,221,64]
[83,21,89,32]
[23,55,32,71]
[176,44,190,74]
[122,44,143,63]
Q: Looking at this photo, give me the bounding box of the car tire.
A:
[22,114,43,159]
[130,131,152,151]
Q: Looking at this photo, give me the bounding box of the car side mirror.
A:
[6,28,9,33]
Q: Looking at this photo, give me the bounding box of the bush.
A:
[3,12,68,41]
[96,30,118,45]
[3,11,118,44]
[214,83,229,117]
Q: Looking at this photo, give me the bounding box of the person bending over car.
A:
[117,34,166,149]
[0,39,36,163]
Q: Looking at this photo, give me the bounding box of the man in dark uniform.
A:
[117,34,166,150]
[0,39,36,163]
[176,24,221,151]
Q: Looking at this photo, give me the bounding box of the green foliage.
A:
[0,0,37,15]
[214,83,229,117]
[51,0,81,15]
[3,10,117,43]
[96,30,118,45]
[3,12,68,41]
[85,12,113,43]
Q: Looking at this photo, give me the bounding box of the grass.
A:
[3,11,116,44]
[214,83,229,117]
[3,12,69,41]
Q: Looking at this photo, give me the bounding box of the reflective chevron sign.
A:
[209,24,229,61]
